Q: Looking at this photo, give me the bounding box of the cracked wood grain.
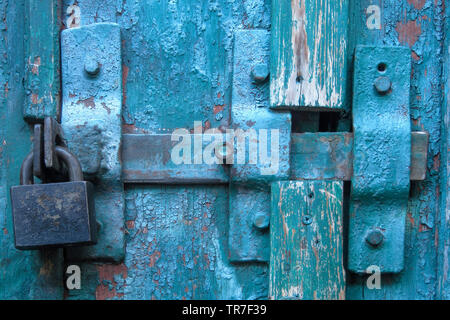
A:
[270,181,345,300]
[270,0,350,110]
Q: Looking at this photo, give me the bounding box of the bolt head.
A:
[253,211,270,230]
[214,142,232,163]
[84,58,100,76]
[374,76,391,94]
[366,230,384,247]
[251,64,269,84]
[302,215,312,225]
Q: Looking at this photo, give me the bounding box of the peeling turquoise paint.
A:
[23,0,61,121]
[349,46,412,274]
[0,0,448,300]
[0,0,64,299]
[60,22,125,262]
[347,0,445,300]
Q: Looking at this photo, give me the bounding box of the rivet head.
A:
[374,76,391,94]
[214,142,232,163]
[84,58,100,76]
[366,230,384,247]
[215,112,223,121]
[253,211,270,230]
[302,215,312,225]
[251,64,269,84]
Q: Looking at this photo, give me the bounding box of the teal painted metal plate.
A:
[228,30,291,262]
[348,45,411,274]
[61,23,125,262]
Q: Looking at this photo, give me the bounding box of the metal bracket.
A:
[348,46,412,273]
[228,30,291,262]
[122,134,229,184]
[61,23,124,262]
[32,117,67,182]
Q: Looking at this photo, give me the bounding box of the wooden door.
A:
[0,0,448,300]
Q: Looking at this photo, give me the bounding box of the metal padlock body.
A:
[10,147,97,250]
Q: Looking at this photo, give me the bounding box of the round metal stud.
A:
[253,211,270,230]
[302,215,312,225]
[214,141,233,164]
[251,64,269,84]
[366,229,384,247]
[84,58,101,77]
[374,76,391,95]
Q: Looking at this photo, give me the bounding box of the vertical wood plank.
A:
[0,0,63,299]
[24,0,60,121]
[270,0,350,110]
[270,181,345,300]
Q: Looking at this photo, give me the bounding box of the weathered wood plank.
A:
[270,181,345,300]
[0,0,63,299]
[24,0,60,121]
[290,133,353,181]
[270,0,350,110]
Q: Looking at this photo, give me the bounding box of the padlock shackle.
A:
[20,146,84,185]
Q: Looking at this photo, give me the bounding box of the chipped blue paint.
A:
[349,46,412,273]
[59,0,447,300]
[61,23,125,262]
[60,0,273,299]
[0,0,64,299]
[23,0,61,121]
[347,0,445,299]
[228,29,290,263]
[231,29,291,184]
[122,185,268,300]
[0,0,448,300]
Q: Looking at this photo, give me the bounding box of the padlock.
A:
[10,146,97,250]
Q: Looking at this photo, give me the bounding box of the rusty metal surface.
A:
[32,124,45,180]
[290,132,354,181]
[61,22,125,262]
[11,181,96,250]
[121,132,428,183]
[44,117,66,173]
[290,132,428,181]
[11,145,96,250]
[411,131,429,181]
[122,134,229,184]
[348,46,412,273]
